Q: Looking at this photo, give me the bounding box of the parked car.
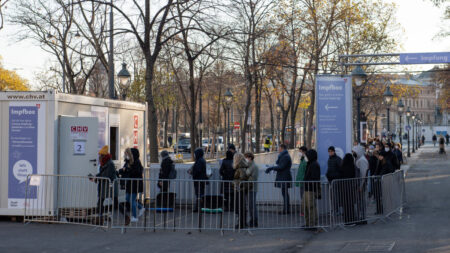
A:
[174,138,191,153]
[202,137,224,152]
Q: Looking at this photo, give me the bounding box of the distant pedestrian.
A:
[445,134,449,146]
[421,135,425,145]
[439,136,446,154]
[265,144,293,214]
[244,152,259,228]
[301,149,321,230]
[219,150,235,211]
[263,137,272,152]
[432,134,437,147]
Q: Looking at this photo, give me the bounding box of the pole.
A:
[62,26,66,93]
[357,96,361,143]
[303,109,306,146]
[412,120,416,153]
[199,89,203,150]
[399,114,402,148]
[277,113,281,150]
[387,107,390,137]
[407,117,410,157]
[226,107,229,149]
[108,0,115,99]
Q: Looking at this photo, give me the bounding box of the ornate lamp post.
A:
[397,99,404,147]
[406,107,411,157]
[224,88,233,148]
[383,86,394,138]
[276,101,282,150]
[352,65,367,143]
[117,63,131,100]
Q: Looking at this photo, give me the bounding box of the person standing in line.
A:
[233,152,250,229]
[352,145,369,224]
[339,154,357,225]
[244,152,259,228]
[295,146,308,215]
[219,150,235,211]
[159,150,173,192]
[392,143,403,165]
[91,145,117,223]
[265,144,293,214]
[326,146,343,215]
[189,148,208,212]
[118,148,144,223]
[301,149,321,231]
[432,134,437,147]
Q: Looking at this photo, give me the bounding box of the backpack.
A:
[168,163,177,179]
[265,139,270,145]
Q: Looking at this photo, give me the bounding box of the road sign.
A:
[234,122,240,129]
[400,52,450,65]
[405,125,411,131]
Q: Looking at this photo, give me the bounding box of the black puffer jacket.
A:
[160,156,173,180]
[326,154,342,182]
[192,148,208,180]
[304,150,321,192]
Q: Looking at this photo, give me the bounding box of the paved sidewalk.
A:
[295,144,449,253]
[0,144,447,253]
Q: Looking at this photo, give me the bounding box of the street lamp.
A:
[383,85,394,137]
[412,113,416,153]
[415,116,420,149]
[406,107,411,157]
[397,99,404,147]
[117,63,131,100]
[276,101,282,150]
[224,88,233,148]
[352,64,367,143]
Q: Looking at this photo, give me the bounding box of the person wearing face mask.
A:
[384,143,400,170]
[392,143,403,165]
[118,148,144,224]
[244,152,259,227]
[295,146,308,205]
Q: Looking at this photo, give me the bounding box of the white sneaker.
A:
[130,217,138,222]
[138,208,145,217]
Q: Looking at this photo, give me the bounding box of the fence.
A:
[24,175,112,228]
[24,170,405,233]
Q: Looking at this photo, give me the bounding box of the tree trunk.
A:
[306,88,315,149]
[255,78,262,153]
[145,57,159,163]
[163,107,169,148]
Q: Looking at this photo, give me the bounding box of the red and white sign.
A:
[133,130,138,148]
[134,115,139,129]
[234,122,240,129]
[70,126,88,140]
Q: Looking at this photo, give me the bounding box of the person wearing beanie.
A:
[92,145,117,221]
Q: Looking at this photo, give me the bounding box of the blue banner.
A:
[316,76,352,175]
[8,106,38,201]
[400,52,450,64]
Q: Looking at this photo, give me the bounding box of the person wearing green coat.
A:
[295,146,308,201]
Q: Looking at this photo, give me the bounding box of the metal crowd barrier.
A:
[23,170,405,232]
[24,174,112,228]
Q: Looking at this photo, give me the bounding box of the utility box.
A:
[0,91,147,216]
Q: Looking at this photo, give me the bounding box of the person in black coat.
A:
[302,149,321,229]
[372,151,395,215]
[326,146,342,183]
[383,143,400,170]
[339,154,357,224]
[189,148,208,212]
[220,150,235,211]
[118,148,144,222]
[159,150,173,192]
[265,144,293,214]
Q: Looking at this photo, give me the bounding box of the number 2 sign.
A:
[73,141,86,155]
